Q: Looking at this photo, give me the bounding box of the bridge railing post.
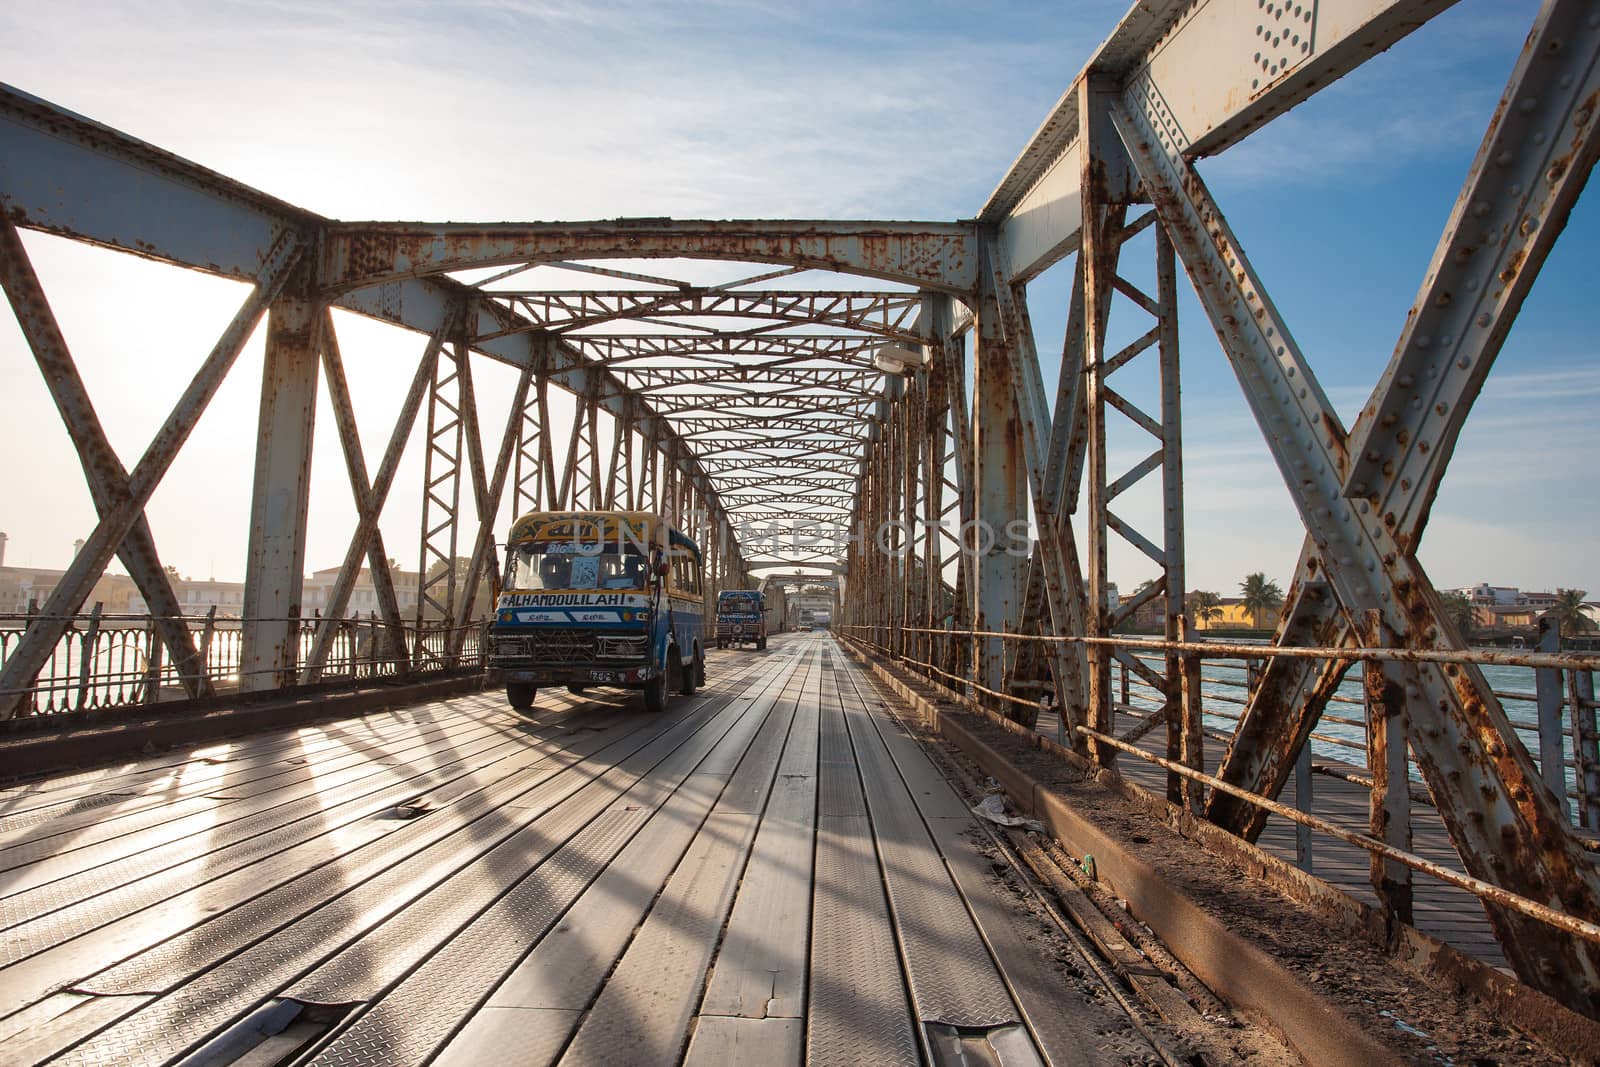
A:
[75,602,103,713]
[1293,744,1313,875]
[1534,617,1570,822]
[143,615,163,705]
[1364,610,1413,926]
[1571,667,1600,831]
[1174,617,1204,815]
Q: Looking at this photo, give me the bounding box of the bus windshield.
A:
[719,593,759,615]
[506,545,650,591]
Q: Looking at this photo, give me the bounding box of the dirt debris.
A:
[909,689,1578,1066]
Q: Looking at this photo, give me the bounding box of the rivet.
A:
[1519,97,1538,114]
[1440,334,1453,346]
[1496,151,1513,166]
[1472,203,1490,217]
[1476,313,1491,327]
[1457,357,1471,370]
[1509,182,1523,196]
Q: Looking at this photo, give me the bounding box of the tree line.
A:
[1164,576,1595,638]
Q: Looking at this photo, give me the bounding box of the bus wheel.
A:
[679,649,697,696]
[567,684,588,696]
[643,673,667,714]
[757,636,767,651]
[507,683,536,710]
[695,649,706,687]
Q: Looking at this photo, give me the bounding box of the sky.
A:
[0,0,1593,602]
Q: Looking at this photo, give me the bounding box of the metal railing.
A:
[0,608,488,717]
[839,622,1600,955]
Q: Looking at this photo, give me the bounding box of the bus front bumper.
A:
[496,662,658,687]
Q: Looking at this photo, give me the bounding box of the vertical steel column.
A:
[513,336,549,517]
[414,331,464,665]
[920,296,952,673]
[1156,223,1193,806]
[1081,77,1126,758]
[973,272,1027,709]
[241,274,322,691]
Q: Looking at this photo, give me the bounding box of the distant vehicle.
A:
[716,589,767,650]
[813,610,832,631]
[798,609,814,632]
[487,510,705,714]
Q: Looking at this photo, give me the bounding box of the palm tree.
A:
[1553,588,1596,637]
[1440,591,1476,638]
[1187,590,1223,628]
[1239,573,1283,630]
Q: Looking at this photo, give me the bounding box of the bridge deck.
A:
[0,634,1161,1066]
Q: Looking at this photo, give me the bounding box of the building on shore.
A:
[1,550,421,620]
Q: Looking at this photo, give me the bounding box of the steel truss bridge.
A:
[3,0,1600,1056]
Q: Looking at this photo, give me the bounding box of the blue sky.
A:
[0,0,1592,600]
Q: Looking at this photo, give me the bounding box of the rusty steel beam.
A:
[302,308,433,682]
[980,233,1093,739]
[450,359,529,651]
[241,272,323,691]
[980,1,1459,281]
[321,219,979,295]
[488,289,923,342]
[1342,0,1600,542]
[970,242,1030,718]
[1113,61,1600,1011]
[0,231,305,718]
[0,84,316,283]
[0,211,211,701]
[1215,0,1600,840]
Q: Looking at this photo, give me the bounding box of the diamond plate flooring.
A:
[0,634,1153,1066]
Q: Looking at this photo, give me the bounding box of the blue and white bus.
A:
[488,510,705,713]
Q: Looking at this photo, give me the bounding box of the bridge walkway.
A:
[0,634,1172,1066]
[1034,707,1505,969]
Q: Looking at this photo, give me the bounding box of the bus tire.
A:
[695,647,706,687]
[679,648,697,696]
[567,684,588,696]
[643,673,667,714]
[507,683,536,710]
[757,635,767,651]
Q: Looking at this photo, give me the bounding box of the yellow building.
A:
[1193,598,1266,630]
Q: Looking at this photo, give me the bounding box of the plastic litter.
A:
[970,793,1045,833]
